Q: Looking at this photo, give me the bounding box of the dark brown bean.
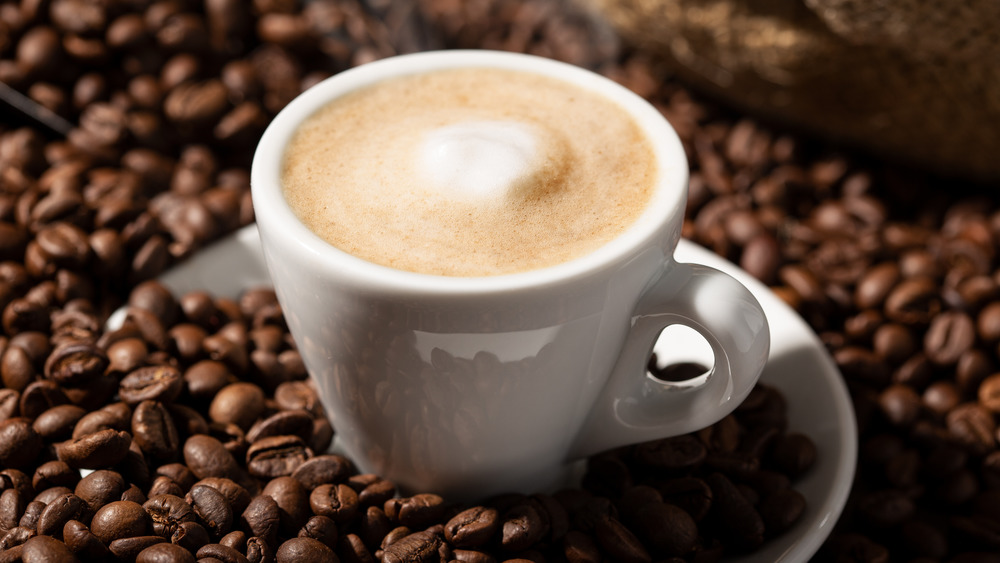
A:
[21,534,79,562]
[120,365,184,405]
[380,530,441,563]
[63,519,110,559]
[136,542,197,563]
[241,495,280,548]
[0,418,42,469]
[35,493,88,536]
[187,485,233,539]
[183,435,242,481]
[132,400,180,460]
[594,516,651,563]
[57,428,132,469]
[91,500,150,544]
[245,435,312,479]
[145,494,197,538]
[309,483,358,524]
[445,506,499,548]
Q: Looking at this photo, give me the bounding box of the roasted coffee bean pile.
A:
[0,0,423,309]
[0,280,814,562]
[0,0,997,561]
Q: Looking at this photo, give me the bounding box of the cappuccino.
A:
[281,67,657,277]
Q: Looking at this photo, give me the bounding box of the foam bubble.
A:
[419,121,538,200]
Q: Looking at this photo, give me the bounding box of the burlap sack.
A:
[587,0,1000,181]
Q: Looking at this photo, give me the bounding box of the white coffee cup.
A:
[251,50,769,501]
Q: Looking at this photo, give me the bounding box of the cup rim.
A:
[250,49,689,295]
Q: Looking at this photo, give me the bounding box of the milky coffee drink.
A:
[281,67,657,277]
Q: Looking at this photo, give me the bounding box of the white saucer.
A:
[146,225,856,563]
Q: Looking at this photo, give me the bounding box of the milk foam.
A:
[420,121,538,201]
[281,68,658,277]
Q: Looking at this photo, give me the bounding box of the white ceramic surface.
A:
[250,50,770,501]
[145,224,855,563]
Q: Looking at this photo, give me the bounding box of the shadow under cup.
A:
[250,50,769,501]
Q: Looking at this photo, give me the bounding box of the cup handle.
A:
[568,261,770,460]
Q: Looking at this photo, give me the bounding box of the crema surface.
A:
[281,68,657,277]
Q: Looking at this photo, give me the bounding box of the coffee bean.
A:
[878,384,922,426]
[0,417,42,469]
[19,380,69,420]
[740,232,781,283]
[120,365,184,405]
[57,428,132,469]
[885,277,941,325]
[563,529,601,563]
[21,534,79,562]
[129,281,179,325]
[32,222,89,269]
[594,516,651,563]
[245,435,312,479]
[633,435,706,472]
[273,381,321,416]
[706,472,764,550]
[208,382,265,431]
[925,311,976,365]
[445,506,499,549]
[186,484,232,539]
[290,454,353,490]
[170,520,209,554]
[241,495,280,548]
[183,435,242,481]
[144,494,196,539]
[384,494,445,529]
[979,374,1000,412]
[872,323,916,366]
[246,409,312,444]
[73,469,124,514]
[855,262,901,309]
[193,478,251,518]
[110,535,169,560]
[924,381,962,416]
[858,490,915,528]
[124,308,171,351]
[834,346,891,387]
[501,500,548,552]
[262,476,310,537]
[758,489,806,535]
[294,514,337,549]
[308,483,358,524]
[947,403,996,452]
[0,389,19,423]
[91,500,150,544]
[72,403,131,439]
[35,493,88,537]
[169,404,210,439]
[0,488,27,531]
[264,537,331,563]
[381,530,442,563]
[164,78,229,125]
[245,535,274,563]
[632,501,697,557]
[31,461,77,492]
[63,519,110,559]
[2,345,37,392]
[183,360,230,401]
[128,401,179,461]
[136,541,197,563]
[0,525,36,551]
